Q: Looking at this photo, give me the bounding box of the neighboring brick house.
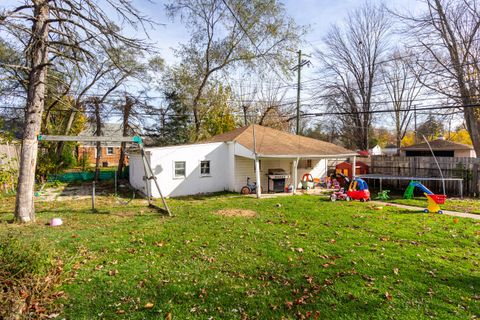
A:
[77,123,132,167]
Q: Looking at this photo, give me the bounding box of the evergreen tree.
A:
[148,91,192,146]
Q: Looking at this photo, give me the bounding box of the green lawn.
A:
[381,197,480,214]
[1,193,479,319]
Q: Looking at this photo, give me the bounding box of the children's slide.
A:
[404,181,446,214]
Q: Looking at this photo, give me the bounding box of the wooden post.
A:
[473,163,479,197]
[352,155,357,179]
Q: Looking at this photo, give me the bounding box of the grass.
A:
[379,196,480,214]
[0,192,479,319]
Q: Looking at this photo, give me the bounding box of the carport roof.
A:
[204,124,356,157]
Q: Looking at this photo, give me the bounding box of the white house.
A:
[129,125,356,198]
[370,145,382,156]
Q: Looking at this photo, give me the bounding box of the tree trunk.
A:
[117,96,133,177]
[15,0,50,223]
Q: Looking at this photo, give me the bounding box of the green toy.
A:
[404,181,416,199]
[375,190,390,200]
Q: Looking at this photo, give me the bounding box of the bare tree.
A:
[230,78,258,126]
[382,50,424,148]
[116,95,134,177]
[1,1,151,222]
[396,0,480,156]
[165,0,302,140]
[254,81,293,131]
[315,3,390,150]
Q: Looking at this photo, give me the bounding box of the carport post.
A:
[352,155,357,179]
[255,157,261,198]
[292,157,299,194]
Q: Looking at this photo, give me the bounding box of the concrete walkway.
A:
[371,201,480,220]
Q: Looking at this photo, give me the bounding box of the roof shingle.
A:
[400,139,473,151]
[205,124,355,156]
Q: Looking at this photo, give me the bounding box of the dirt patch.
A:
[213,209,257,217]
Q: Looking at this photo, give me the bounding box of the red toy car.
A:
[330,178,370,202]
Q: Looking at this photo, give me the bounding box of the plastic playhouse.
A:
[301,173,315,189]
[404,181,446,214]
[330,178,370,202]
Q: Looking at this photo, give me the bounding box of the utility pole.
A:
[292,50,311,135]
[414,104,417,144]
[242,105,248,126]
[296,50,301,135]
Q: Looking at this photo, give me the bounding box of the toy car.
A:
[330,178,370,202]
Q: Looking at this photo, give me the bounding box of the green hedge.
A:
[47,166,129,182]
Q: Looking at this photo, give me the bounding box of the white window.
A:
[298,159,312,169]
[174,161,186,178]
[106,147,114,155]
[200,160,210,176]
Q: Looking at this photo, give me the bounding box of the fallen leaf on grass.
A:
[393,268,399,275]
[144,302,154,309]
[116,310,125,314]
[296,248,304,253]
[385,292,393,301]
[329,239,336,244]
[165,313,172,320]
[323,279,334,286]
[285,301,293,310]
[108,269,118,276]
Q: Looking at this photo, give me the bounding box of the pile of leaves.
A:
[0,235,64,319]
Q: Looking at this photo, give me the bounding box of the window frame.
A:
[173,161,186,179]
[200,160,211,177]
[106,147,114,155]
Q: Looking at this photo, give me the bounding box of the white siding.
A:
[129,153,149,194]
[233,157,328,192]
[129,142,231,197]
[297,159,327,188]
[233,156,256,192]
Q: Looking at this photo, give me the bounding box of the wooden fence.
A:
[370,156,480,197]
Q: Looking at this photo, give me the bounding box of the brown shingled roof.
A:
[204,124,355,156]
[400,139,473,151]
